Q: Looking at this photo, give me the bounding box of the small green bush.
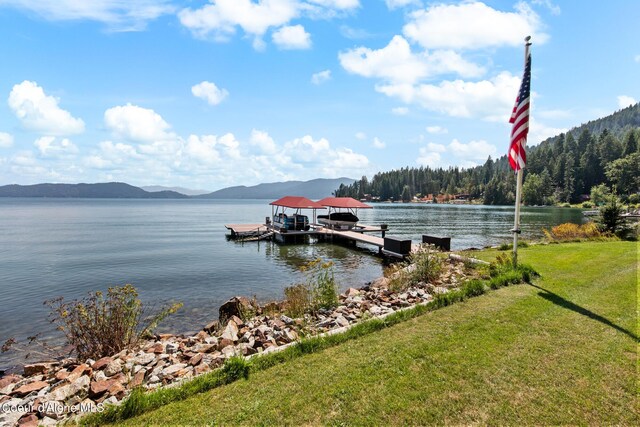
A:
[284,259,338,317]
[462,279,486,297]
[582,201,593,208]
[45,284,182,360]
[387,245,444,292]
[283,284,311,318]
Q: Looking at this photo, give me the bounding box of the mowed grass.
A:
[117,241,638,425]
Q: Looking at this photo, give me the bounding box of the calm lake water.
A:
[0,199,584,369]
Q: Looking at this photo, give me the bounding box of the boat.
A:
[317,211,360,229]
[273,212,310,231]
[316,197,372,230]
[269,196,324,232]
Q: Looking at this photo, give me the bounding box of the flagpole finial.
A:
[525,35,532,45]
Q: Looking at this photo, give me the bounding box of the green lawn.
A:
[117,241,638,425]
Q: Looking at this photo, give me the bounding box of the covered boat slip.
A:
[316,197,372,230]
[225,196,420,257]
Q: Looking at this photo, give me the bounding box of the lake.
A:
[0,199,584,369]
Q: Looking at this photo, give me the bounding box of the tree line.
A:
[335,104,640,206]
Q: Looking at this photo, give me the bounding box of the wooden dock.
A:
[226,222,420,258]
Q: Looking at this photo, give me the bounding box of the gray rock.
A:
[0,408,23,426]
[40,416,58,426]
[221,345,237,358]
[104,359,123,377]
[204,336,219,346]
[93,371,107,382]
[161,363,187,377]
[134,352,156,366]
[0,382,16,395]
[48,375,90,402]
[147,375,160,384]
[221,320,239,342]
[165,342,179,354]
[335,315,350,328]
[280,314,294,325]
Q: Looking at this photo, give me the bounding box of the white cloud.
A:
[403,2,548,50]
[250,129,278,154]
[0,0,174,31]
[34,136,78,157]
[339,25,372,40]
[0,132,13,148]
[376,71,521,119]
[417,147,441,167]
[178,0,354,47]
[104,103,174,142]
[184,134,221,165]
[537,109,572,120]
[372,137,386,149]
[528,117,566,145]
[339,35,484,85]
[427,142,446,152]
[391,107,409,115]
[8,80,85,136]
[311,69,332,84]
[191,81,229,105]
[448,139,497,164]
[385,0,420,10]
[617,95,637,109]
[178,0,299,42]
[307,0,359,9]
[355,131,366,140]
[272,24,311,49]
[532,0,561,15]
[426,126,447,134]
[635,55,640,63]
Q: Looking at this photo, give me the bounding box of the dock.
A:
[225,196,445,259]
[226,223,418,258]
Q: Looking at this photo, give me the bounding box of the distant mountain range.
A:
[196,178,355,199]
[0,182,188,198]
[0,178,355,199]
[141,185,211,196]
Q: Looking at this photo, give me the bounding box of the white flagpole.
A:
[512,36,532,267]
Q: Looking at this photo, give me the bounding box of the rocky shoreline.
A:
[0,256,475,427]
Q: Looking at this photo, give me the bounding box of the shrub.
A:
[385,245,444,292]
[283,284,311,318]
[462,279,486,297]
[284,259,339,317]
[409,245,443,284]
[46,284,182,360]
[543,222,602,241]
[581,201,593,208]
[498,241,529,251]
[597,195,628,237]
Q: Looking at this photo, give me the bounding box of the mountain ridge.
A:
[0,178,356,199]
[196,178,355,199]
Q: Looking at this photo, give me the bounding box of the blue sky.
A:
[0,0,638,191]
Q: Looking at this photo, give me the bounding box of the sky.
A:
[0,0,638,191]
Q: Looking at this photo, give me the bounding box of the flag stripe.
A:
[508,53,531,173]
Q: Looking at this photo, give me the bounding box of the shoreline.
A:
[0,253,479,426]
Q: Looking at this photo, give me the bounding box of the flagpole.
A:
[512,36,532,267]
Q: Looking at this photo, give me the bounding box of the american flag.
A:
[508,52,531,172]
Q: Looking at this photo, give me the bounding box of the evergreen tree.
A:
[622,129,638,156]
[522,173,545,205]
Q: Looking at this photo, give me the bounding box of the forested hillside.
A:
[335,104,640,205]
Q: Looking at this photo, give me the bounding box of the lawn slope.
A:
[118,241,638,425]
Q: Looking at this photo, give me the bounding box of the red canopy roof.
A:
[317,197,372,209]
[270,196,325,209]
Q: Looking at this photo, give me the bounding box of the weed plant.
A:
[45,284,182,360]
